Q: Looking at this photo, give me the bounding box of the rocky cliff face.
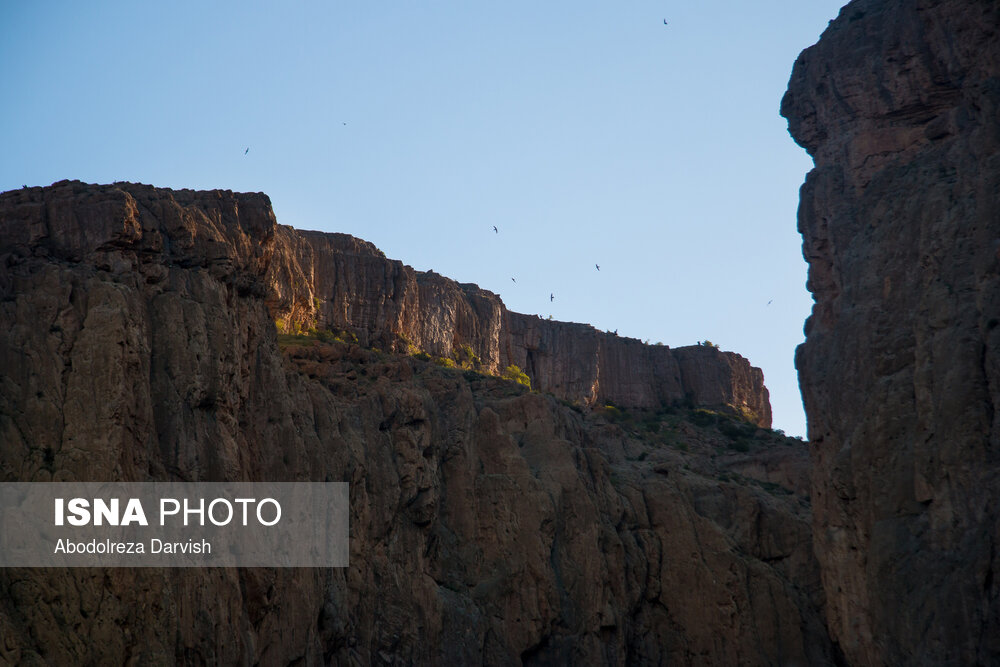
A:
[783,1,1000,664]
[0,180,826,664]
[267,222,771,427]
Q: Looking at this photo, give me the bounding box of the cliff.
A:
[0,180,770,427]
[267,221,771,426]
[0,180,828,663]
[783,0,1000,664]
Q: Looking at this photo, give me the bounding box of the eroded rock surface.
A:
[0,181,825,664]
[267,214,771,426]
[783,1,1000,664]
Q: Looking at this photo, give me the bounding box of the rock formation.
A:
[0,180,828,664]
[783,0,1000,664]
[268,222,771,427]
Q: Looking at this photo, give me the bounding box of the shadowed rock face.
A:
[0,180,829,664]
[782,1,1000,664]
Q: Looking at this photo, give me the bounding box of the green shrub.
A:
[452,344,481,370]
[719,419,754,439]
[598,404,631,424]
[690,409,718,427]
[502,364,531,388]
[728,404,759,424]
[558,398,583,414]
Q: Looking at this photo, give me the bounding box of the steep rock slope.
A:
[267,221,771,426]
[0,181,827,664]
[782,1,1000,664]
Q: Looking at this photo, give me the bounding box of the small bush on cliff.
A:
[726,403,759,424]
[502,364,531,389]
[558,398,584,414]
[434,357,456,368]
[726,439,750,453]
[690,409,719,427]
[718,418,756,440]
[275,318,306,335]
[452,344,481,370]
[599,404,627,423]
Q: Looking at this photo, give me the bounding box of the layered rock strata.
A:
[0,180,825,663]
[783,1,1000,664]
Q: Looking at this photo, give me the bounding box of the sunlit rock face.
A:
[0,180,827,664]
[266,218,771,426]
[783,1,1000,664]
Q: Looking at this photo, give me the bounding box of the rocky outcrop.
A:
[782,1,1000,664]
[268,221,771,426]
[0,181,770,427]
[0,180,826,663]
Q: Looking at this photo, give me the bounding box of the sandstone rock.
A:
[783,1,1000,664]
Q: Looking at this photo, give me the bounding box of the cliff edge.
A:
[0,180,771,427]
[267,221,770,426]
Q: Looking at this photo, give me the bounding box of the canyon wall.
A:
[267,219,771,426]
[0,181,827,664]
[783,0,1000,664]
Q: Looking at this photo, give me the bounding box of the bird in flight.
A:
[550,293,554,302]
[244,147,249,155]
[663,19,668,25]
[511,277,516,283]
[595,264,600,271]
[493,225,498,234]
[767,299,773,306]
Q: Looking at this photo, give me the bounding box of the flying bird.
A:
[550,293,554,302]
[663,19,668,25]
[595,264,600,271]
[493,226,498,234]
[767,299,773,306]
[512,277,516,283]
[244,147,249,155]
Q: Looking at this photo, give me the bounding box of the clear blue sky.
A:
[1,1,847,437]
